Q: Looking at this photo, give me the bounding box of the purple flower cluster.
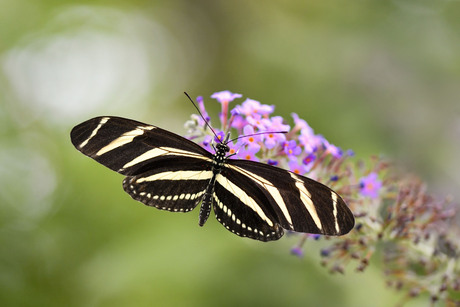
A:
[187,90,347,177]
[185,91,460,306]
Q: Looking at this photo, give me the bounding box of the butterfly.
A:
[70,113,354,241]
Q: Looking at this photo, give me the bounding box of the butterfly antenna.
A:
[184,92,219,139]
[229,131,288,144]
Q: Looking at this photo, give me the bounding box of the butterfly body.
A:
[71,116,354,241]
[199,140,231,226]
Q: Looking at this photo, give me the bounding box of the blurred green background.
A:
[1,0,459,306]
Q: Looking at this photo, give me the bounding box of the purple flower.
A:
[228,107,244,131]
[291,246,304,258]
[237,98,274,117]
[242,125,262,151]
[270,116,290,132]
[226,140,238,158]
[267,159,278,166]
[263,116,289,149]
[264,132,284,149]
[246,114,272,130]
[211,90,242,104]
[229,115,246,131]
[236,146,259,162]
[212,91,242,130]
[291,113,314,135]
[323,139,343,159]
[302,153,316,166]
[214,131,226,144]
[298,129,322,155]
[288,160,310,175]
[283,140,302,158]
[202,135,213,152]
[196,96,210,126]
[359,172,382,199]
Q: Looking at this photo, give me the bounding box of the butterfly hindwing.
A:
[122,155,213,212]
[70,116,213,176]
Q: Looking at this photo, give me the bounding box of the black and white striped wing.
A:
[214,159,354,241]
[70,116,214,176]
[212,166,285,241]
[123,157,213,213]
[70,116,214,212]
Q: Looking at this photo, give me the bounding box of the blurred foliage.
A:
[1,0,459,306]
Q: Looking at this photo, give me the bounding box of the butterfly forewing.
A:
[71,116,216,213]
[70,116,213,176]
[225,159,355,236]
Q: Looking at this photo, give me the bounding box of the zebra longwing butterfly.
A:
[70,116,354,241]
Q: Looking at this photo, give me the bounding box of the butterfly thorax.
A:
[212,143,229,168]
